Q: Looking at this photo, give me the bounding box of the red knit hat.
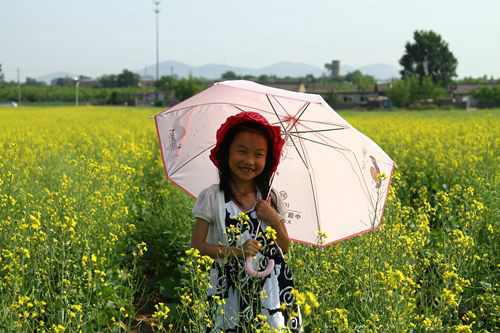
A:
[209,112,285,172]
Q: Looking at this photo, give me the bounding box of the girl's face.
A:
[228,130,268,184]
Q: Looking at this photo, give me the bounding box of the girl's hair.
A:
[216,122,276,204]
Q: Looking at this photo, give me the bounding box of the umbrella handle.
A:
[245,257,275,278]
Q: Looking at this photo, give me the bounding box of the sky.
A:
[1,0,499,81]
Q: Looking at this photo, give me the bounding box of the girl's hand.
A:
[256,199,280,227]
[242,239,261,257]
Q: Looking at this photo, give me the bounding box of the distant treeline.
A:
[1,78,499,108]
[1,68,499,108]
[0,86,154,105]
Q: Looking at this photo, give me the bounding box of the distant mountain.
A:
[137,61,327,79]
[37,71,77,83]
[137,60,399,80]
[339,64,355,76]
[357,63,399,80]
[36,61,400,84]
[260,61,324,77]
[195,63,252,78]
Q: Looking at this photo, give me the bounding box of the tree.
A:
[455,75,492,84]
[116,69,140,87]
[25,77,46,86]
[304,74,316,84]
[0,64,4,84]
[155,75,176,104]
[221,71,239,80]
[242,75,256,81]
[344,70,376,92]
[98,74,117,87]
[471,86,500,107]
[257,74,278,83]
[51,77,74,86]
[417,76,446,101]
[388,76,446,107]
[400,30,458,87]
[388,77,413,107]
[155,75,204,102]
[99,69,139,88]
[173,76,204,101]
[258,74,270,83]
[155,75,175,92]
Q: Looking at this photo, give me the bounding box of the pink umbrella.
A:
[155,80,396,250]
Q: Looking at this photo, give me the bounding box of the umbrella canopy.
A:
[155,80,396,246]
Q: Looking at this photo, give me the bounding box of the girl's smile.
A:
[228,131,268,184]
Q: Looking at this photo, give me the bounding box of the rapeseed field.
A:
[1,106,499,332]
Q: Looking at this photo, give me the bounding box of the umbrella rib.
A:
[280,113,376,211]
[295,119,349,128]
[292,101,310,124]
[290,128,346,134]
[232,105,247,113]
[169,143,216,177]
[297,121,353,152]
[294,128,376,209]
[285,133,309,169]
[268,101,309,130]
[164,102,278,117]
[231,104,275,117]
[266,94,309,169]
[289,102,310,132]
[288,103,312,165]
[352,152,377,210]
[299,123,376,208]
[290,124,376,209]
[289,128,310,168]
[269,95,311,133]
[271,95,312,133]
[266,94,288,132]
[271,95,292,118]
[288,133,350,152]
[296,131,322,236]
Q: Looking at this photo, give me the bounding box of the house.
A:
[139,78,156,87]
[452,82,499,108]
[135,91,167,106]
[328,90,379,109]
[266,82,306,93]
[304,84,380,109]
[366,96,393,109]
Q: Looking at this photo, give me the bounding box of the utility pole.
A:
[74,77,80,107]
[154,0,161,82]
[17,68,21,106]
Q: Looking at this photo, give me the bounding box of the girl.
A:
[191,112,302,332]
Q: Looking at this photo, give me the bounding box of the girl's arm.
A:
[191,218,261,259]
[270,219,290,254]
[255,200,291,254]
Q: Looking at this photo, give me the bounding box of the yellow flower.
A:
[454,324,472,333]
[442,288,458,307]
[52,324,65,333]
[71,304,82,312]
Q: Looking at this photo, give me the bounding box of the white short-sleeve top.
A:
[192,184,288,250]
